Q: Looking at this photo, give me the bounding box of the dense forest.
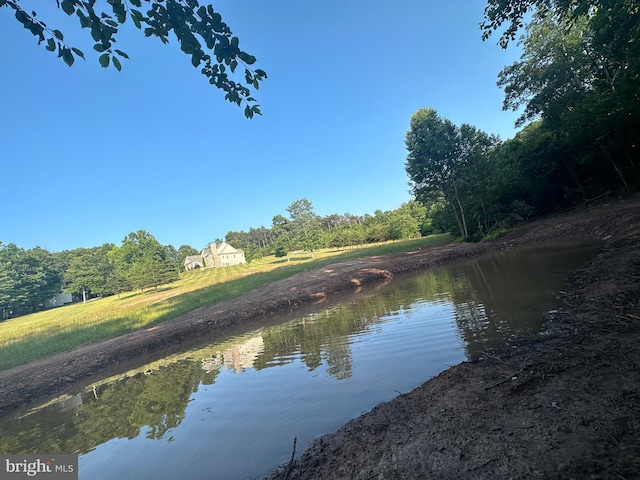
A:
[407,0,639,240]
[1,0,638,319]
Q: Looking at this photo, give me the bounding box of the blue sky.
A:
[0,0,522,252]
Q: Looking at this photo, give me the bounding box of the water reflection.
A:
[0,360,215,455]
[0,242,599,479]
[449,243,598,358]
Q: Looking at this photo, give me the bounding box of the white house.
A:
[201,242,247,268]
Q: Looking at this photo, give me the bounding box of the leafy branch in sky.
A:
[2,0,266,117]
[480,0,595,48]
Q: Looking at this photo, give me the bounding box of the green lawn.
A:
[0,235,451,372]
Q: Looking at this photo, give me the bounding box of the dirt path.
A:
[1,198,639,478]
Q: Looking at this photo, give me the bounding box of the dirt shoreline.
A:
[1,198,639,477]
[267,198,640,479]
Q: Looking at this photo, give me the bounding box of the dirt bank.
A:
[267,198,640,479]
[1,199,638,480]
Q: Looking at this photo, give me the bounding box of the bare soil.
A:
[1,198,639,480]
[267,198,640,480]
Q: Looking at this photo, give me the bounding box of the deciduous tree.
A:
[2,0,266,117]
[64,244,116,299]
[0,243,62,317]
[405,108,497,239]
[286,199,323,258]
[110,230,178,291]
[496,3,640,192]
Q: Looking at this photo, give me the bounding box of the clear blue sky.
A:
[0,0,522,252]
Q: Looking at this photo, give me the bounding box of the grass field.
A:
[0,235,451,372]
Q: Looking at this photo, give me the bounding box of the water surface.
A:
[0,242,599,479]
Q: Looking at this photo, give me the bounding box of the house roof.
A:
[215,241,244,255]
[184,255,203,265]
[200,242,245,257]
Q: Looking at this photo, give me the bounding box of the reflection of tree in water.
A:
[446,246,598,359]
[254,296,401,380]
[0,359,217,455]
[0,245,596,456]
[76,360,214,445]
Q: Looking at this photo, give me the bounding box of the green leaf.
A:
[99,53,110,68]
[93,43,106,52]
[46,38,56,52]
[62,48,74,67]
[90,25,102,42]
[238,52,256,65]
[71,47,85,59]
[130,10,142,29]
[60,0,75,15]
[114,49,129,59]
[112,55,122,72]
[14,9,28,26]
[76,10,90,28]
[53,29,64,40]
[28,22,45,43]
[244,105,253,119]
[191,51,202,67]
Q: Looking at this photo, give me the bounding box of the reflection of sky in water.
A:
[0,242,600,480]
[78,302,465,480]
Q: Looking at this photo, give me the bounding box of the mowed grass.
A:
[0,235,451,372]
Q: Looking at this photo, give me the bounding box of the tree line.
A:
[0,233,199,319]
[0,199,430,319]
[406,0,639,240]
[224,199,431,262]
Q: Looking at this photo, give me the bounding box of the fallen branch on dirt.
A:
[480,350,504,363]
[284,437,297,480]
[484,365,528,391]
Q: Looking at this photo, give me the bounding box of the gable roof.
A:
[214,242,244,255]
[184,255,203,265]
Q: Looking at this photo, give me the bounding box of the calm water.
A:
[0,243,599,479]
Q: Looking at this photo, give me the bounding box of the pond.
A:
[0,242,600,479]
